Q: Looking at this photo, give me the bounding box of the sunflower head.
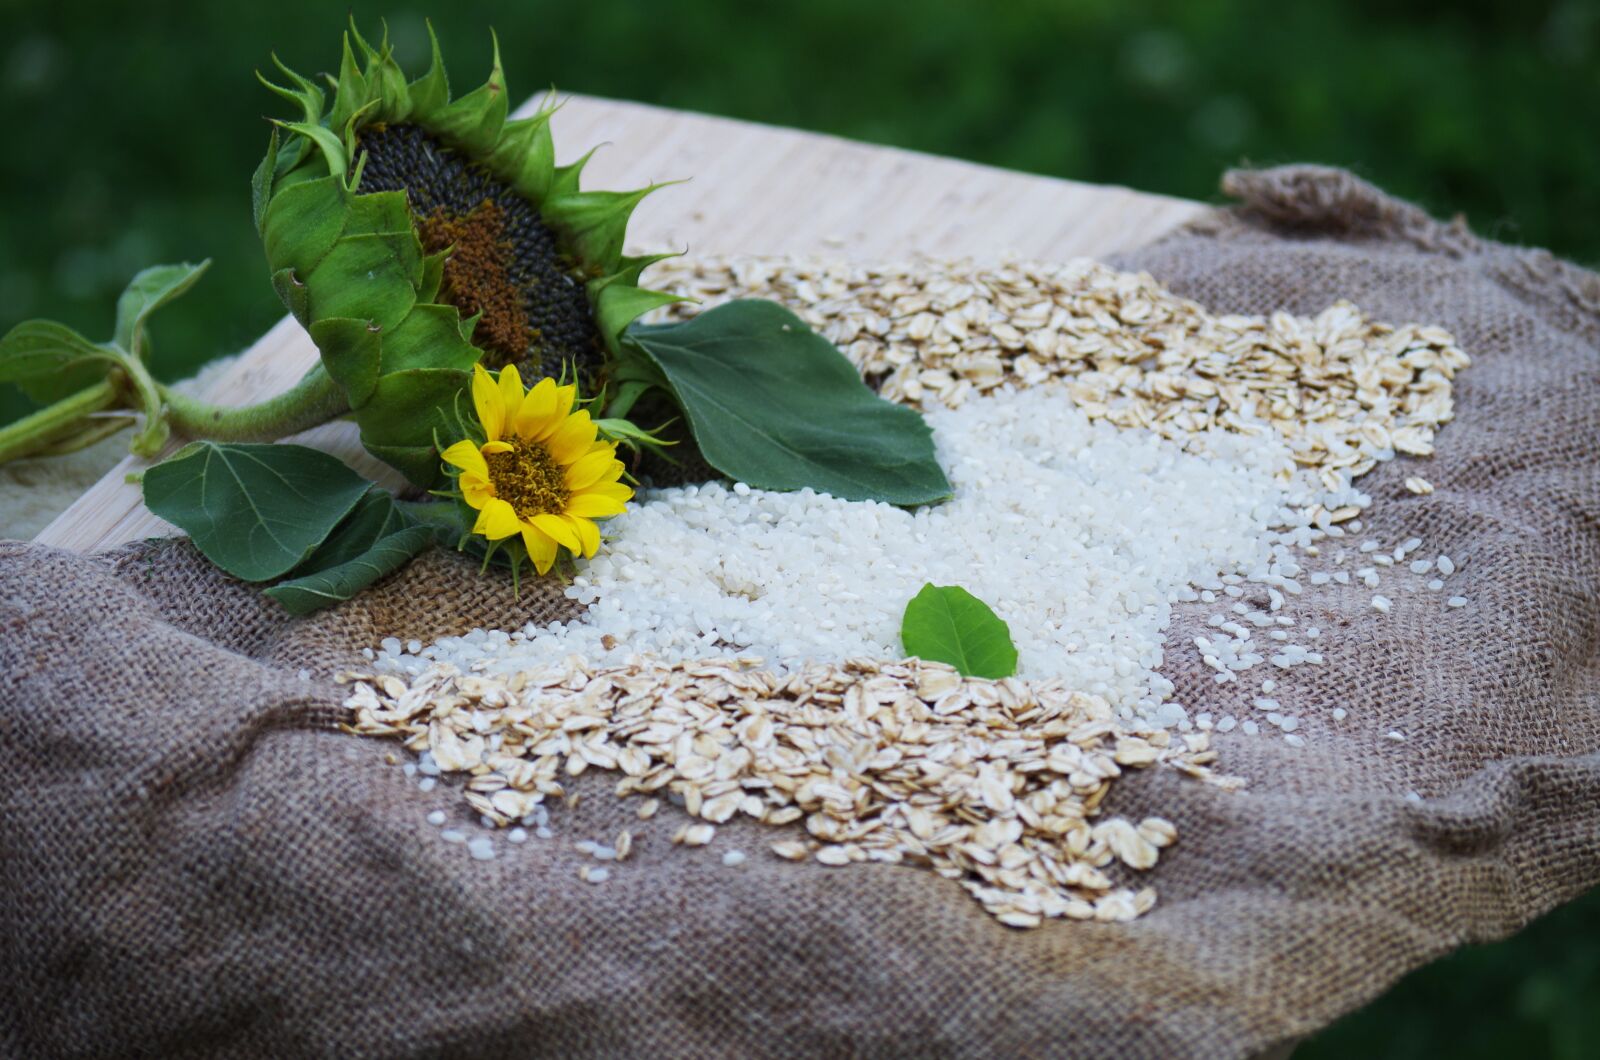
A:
[441,363,632,576]
[253,21,683,487]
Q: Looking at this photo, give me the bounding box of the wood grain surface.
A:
[36,93,1207,551]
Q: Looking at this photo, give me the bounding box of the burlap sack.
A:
[4,166,1598,1058]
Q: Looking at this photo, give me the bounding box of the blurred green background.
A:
[3,0,1597,1052]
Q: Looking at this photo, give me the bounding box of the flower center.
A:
[418,199,532,360]
[485,442,569,521]
[354,122,605,383]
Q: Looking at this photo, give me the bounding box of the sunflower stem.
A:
[158,363,350,442]
[0,379,122,465]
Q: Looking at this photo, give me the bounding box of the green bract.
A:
[254,22,681,486]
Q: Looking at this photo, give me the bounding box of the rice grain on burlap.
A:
[4,165,1600,1058]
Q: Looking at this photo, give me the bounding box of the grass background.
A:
[3,1,1597,1052]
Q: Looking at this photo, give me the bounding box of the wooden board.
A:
[36,94,1207,551]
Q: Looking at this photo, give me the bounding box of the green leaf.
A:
[407,21,450,121]
[0,319,121,404]
[343,187,414,238]
[543,185,669,275]
[274,120,348,179]
[379,303,482,374]
[417,248,449,305]
[623,301,952,506]
[900,584,1018,679]
[591,279,685,348]
[113,261,210,355]
[141,442,373,581]
[493,109,557,203]
[263,490,434,614]
[362,27,412,122]
[307,316,382,407]
[352,365,472,486]
[271,268,312,328]
[303,231,420,329]
[251,127,281,236]
[262,174,349,278]
[326,31,372,134]
[0,320,117,384]
[430,31,507,155]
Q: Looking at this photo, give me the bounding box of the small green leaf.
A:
[591,279,685,348]
[113,261,210,355]
[430,31,507,155]
[326,31,372,134]
[342,188,414,240]
[263,490,434,614]
[900,584,1018,679]
[307,316,382,406]
[0,319,121,404]
[544,185,670,275]
[416,248,450,307]
[251,128,281,236]
[379,302,483,375]
[274,120,348,179]
[362,27,412,122]
[262,174,349,278]
[303,231,420,329]
[623,301,952,506]
[407,21,450,121]
[271,268,312,327]
[494,109,557,203]
[351,366,472,486]
[0,320,117,383]
[142,442,373,581]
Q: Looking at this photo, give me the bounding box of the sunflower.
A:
[254,22,682,487]
[442,363,632,574]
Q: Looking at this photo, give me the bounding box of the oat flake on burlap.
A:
[4,165,1599,1058]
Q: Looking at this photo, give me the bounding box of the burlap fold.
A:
[4,165,1598,1058]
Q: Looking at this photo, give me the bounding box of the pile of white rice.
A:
[377,386,1353,727]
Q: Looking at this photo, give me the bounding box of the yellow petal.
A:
[441,439,488,480]
[472,364,505,443]
[565,448,620,491]
[587,481,634,504]
[513,377,557,441]
[481,440,513,455]
[498,364,524,425]
[565,492,627,519]
[546,410,598,465]
[521,526,558,574]
[529,384,579,442]
[461,474,494,509]
[530,512,581,552]
[564,514,601,558]
[472,497,522,540]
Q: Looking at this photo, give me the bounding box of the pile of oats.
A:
[344,657,1239,928]
[651,255,1467,500]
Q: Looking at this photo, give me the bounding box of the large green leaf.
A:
[113,261,210,355]
[263,490,434,614]
[900,583,1018,679]
[623,301,952,506]
[142,442,373,581]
